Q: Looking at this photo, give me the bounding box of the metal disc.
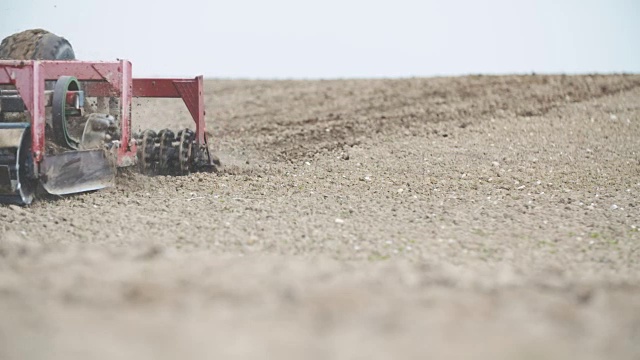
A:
[177,129,193,175]
[158,129,175,175]
[0,123,36,205]
[138,130,157,175]
[52,76,81,149]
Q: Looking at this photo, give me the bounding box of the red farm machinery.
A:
[0,29,217,205]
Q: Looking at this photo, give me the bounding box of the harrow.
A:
[0,30,217,205]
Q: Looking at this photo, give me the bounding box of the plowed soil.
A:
[1,75,640,360]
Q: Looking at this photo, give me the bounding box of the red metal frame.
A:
[0,59,208,172]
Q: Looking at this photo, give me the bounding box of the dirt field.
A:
[1,74,639,360]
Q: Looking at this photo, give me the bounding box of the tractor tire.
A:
[0,29,75,60]
[0,29,76,122]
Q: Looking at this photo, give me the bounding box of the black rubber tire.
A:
[0,29,75,60]
[0,29,76,95]
[33,33,75,60]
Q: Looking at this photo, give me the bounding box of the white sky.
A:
[1,0,638,78]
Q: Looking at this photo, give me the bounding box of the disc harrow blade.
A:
[134,127,216,176]
[0,123,36,205]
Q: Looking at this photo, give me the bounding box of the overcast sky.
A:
[1,0,638,78]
